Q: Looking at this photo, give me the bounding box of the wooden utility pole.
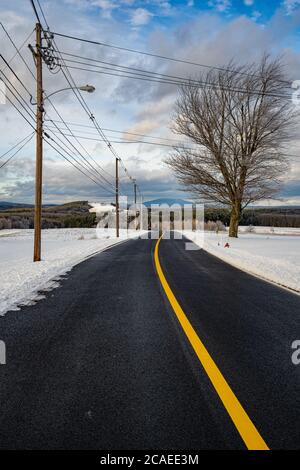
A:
[33,23,43,262]
[132,179,137,230]
[115,157,120,238]
[133,180,137,204]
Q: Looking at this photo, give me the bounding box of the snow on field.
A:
[185,228,300,292]
[0,228,141,316]
[238,226,300,236]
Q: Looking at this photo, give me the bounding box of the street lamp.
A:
[30,84,96,105]
[45,84,95,100]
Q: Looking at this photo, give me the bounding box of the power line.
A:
[0,132,35,160]
[28,1,173,199]
[2,66,298,162]
[0,77,36,130]
[44,134,116,195]
[45,120,116,191]
[6,9,117,191]
[44,98,116,187]
[0,132,34,169]
[0,23,35,78]
[1,26,113,188]
[44,131,116,194]
[36,0,50,29]
[0,69,36,129]
[0,54,34,101]
[60,52,207,86]
[29,0,42,25]
[0,68,116,195]
[30,0,140,189]
[45,119,188,143]
[60,62,291,100]
[52,38,138,188]
[51,30,291,85]
[0,38,129,199]
[48,130,193,149]
[45,130,300,160]
[59,52,292,99]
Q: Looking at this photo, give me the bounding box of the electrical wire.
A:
[0,78,36,130]
[59,53,292,99]
[51,30,291,85]
[59,62,292,100]
[0,54,34,101]
[0,132,34,169]
[45,120,116,191]
[0,65,117,195]
[45,119,188,143]
[0,132,35,160]
[48,130,194,149]
[30,0,143,198]
[1,14,118,193]
[44,134,116,195]
[55,46,138,189]
[29,0,42,25]
[46,129,300,160]
[0,23,35,78]
[45,99,116,186]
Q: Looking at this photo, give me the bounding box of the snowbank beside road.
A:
[0,228,140,316]
[185,230,300,293]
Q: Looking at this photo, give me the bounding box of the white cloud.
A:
[91,0,118,17]
[284,0,300,14]
[244,0,254,6]
[207,0,231,13]
[251,10,262,21]
[130,7,153,26]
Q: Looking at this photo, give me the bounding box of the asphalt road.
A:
[0,235,299,450]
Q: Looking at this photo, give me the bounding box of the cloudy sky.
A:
[1,0,300,205]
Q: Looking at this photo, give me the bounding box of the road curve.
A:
[0,235,299,449]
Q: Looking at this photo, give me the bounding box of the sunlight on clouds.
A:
[122,120,161,140]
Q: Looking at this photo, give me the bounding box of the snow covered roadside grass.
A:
[184,229,300,293]
[0,228,141,316]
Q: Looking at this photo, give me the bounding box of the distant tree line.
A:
[145,207,300,229]
[204,207,300,228]
[0,201,97,230]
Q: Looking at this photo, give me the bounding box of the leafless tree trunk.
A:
[167,56,297,237]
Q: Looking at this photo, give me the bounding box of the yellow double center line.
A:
[154,235,269,451]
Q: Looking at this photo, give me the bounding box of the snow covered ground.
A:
[0,228,142,316]
[185,228,300,293]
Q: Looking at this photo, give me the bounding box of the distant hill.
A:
[143,198,193,207]
[0,201,34,210]
[0,201,57,211]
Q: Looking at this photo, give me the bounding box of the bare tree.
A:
[167,56,296,237]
